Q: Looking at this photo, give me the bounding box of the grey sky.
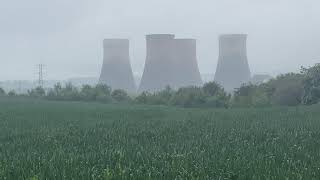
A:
[0,0,319,80]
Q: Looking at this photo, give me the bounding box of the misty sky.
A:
[0,0,319,81]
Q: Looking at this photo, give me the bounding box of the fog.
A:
[0,0,319,81]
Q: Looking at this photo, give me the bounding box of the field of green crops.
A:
[0,98,320,179]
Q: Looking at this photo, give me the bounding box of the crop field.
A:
[0,98,320,179]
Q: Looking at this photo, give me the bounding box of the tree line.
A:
[1,64,320,108]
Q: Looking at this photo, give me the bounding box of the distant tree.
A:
[61,82,80,101]
[202,82,231,108]
[80,85,96,101]
[95,84,113,103]
[28,86,46,97]
[170,86,206,107]
[233,73,304,107]
[112,89,131,102]
[8,90,17,97]
[203,82,224,96]
[135,91,151,104]
[95,84,112,96]
[53,83,63,96]
[156,86,174,104]
[301,64,320,105]
[233,84,260,107]
[143,86,175,105]
[0,87,5,96]
[267,73,304,106]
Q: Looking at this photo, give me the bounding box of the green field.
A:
[0,98,320,179]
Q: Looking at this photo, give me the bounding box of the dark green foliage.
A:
[135,83,230,108]
[202,82,231,108]
[0,87,5,96]
[233,73,305,107]
[80,84,97,101]
[111,89,131,103]
[47,82,80,101]
[170,86,206,107]
[301,64,320,105]
[267,73,304,106]
[134,91,150,104]
[7,90,16,97]
[1,98,320,179]
[95,84,113,103]
[135,86,175,105]
[203,81,224,96]
[7,63,320,108]
[233,84,271,107]
[28,86,46,97]
[47,83,113,103]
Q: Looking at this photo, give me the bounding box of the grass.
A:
[0,97,320,179]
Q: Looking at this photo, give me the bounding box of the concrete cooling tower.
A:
[173,39,202,87]
[99,39,136,92]
[139,34,202,92]
[214,34,251,91]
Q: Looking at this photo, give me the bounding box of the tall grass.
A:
[0,97,320,179]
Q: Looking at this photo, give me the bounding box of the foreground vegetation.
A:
[1,98,320,179]
[1,64,320,108]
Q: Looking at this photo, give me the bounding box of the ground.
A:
[0,97,320,179]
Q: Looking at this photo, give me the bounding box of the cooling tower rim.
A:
[146,34,175,40]
[103,39,129,42]
[174,38,196,41]
[219,34,247,39]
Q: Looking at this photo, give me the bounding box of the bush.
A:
[47,82,80,101]
[267,73,304,106]
[28,86,46,97]
[8,90,17,97]
[95,84,112,103]
[170,86,206,107]
[233,84,271,108]
[301,64,320,105]
[135,92,150,104]
[112,89,131,103]
[80,85,96,101]
[203,82,224,97]
[203,82,230,108]
[0,88,5,96]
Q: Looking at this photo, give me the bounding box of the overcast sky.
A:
[0,0,319,81]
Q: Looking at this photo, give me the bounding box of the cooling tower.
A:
[173,39,202,87]
[139,34,175,92]
[99,39,136,92]
[139,34,202,92]
[214,34,251,91]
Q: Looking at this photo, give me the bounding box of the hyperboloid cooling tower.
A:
[139,34,202,92]
[214,34,251,91]
[99,39,136,92]
[173,39,202,87]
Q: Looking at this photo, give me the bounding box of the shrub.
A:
[0,88,5,96]
[170,86,206,107]
[267,73,304,106]
[112,89,131,102]
[301,64,320,105]
[135,92,150,104]
[203,82,230,108]
[233,84,271,107]
[28,86,46,97]
[8,90,17,97]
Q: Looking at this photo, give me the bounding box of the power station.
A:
[99,39,136,92]
[99,34,251,93]
[214,34,251,91]
[139,34,202,92]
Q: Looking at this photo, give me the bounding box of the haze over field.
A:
[0,0,319,81]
